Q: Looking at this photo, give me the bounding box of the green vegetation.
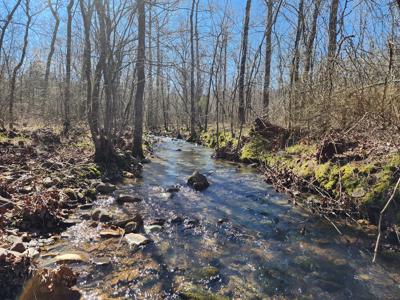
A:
[179,283,228,300]
[200,131,238,149]
[202,131,400,222]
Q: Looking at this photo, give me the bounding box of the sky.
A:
[1,0,397,88]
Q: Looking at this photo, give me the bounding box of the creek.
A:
[34,137,400,299]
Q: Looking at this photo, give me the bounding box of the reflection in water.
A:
[36,137,400,299]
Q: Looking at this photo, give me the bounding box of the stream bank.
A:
[198,119,400,253]
[17,136,400,299]
[0,126,144,299]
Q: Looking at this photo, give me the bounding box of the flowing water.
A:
[36,137,400,299]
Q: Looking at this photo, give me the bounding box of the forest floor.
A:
[0,125,148,299]
[183,119,400,252]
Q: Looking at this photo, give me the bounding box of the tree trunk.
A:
[146,4,154,130]
[155,14,161,131]
[64,0,74,134]
[204,33,220,131]
[304,0,321,81]
[195,0,202,132]
[325,0,339,128]
[133,0,146,159]
[288,0,304,130]
[327,0,339,93]
[188,0,197,140]
[43,0,60,114]
[262,0,273,117]
[8,0,31,129]
[238,0,252,125]
[0,0,22,63]
[79,0,93,132]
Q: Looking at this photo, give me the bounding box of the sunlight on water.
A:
[34,137,400,299]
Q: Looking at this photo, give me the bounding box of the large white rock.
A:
[124,233,151,247]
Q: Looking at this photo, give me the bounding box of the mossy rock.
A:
[63,188,77,200]
[178,283,228,300]
[73,163,101,179]
[190,266,219,281]
[84,188,97,200]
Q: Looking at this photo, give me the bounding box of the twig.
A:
[372,177,400,262]
[324,215,343,235]
[0,196,22,208]
[344,112,368,135]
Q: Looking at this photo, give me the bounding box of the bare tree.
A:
[238,0,252,125]
[0,0,23,63]
[263,0,283,118]
[188,0,197,141]
[327,0,339,95]
[304,0,321,81]
[64,0,74,134]
[8,0,31,129]
[133,0,146,158]
[146,2,154,130]
[43,0,60,112]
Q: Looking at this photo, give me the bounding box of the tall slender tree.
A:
[64,0,74,134]
[43,0,60,112]
[133,0,146,158]
[8,0,31,129]
[304,0,321,81]
[263,0,282,118]
[188,0,197,141]
[238,0,252,125]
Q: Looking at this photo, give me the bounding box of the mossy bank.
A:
[200,126,400,227]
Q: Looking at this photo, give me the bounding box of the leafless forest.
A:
[1,0,399,159]
[1,1,400,299]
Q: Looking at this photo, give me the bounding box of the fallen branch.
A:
[0,196,22,209]
[324,215,343,235]
[372,176,400,262]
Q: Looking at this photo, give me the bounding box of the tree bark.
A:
[146,3,154,130]
[327,0,339,90]
[204,33,220,131]
[325,0,340,128]
[0,0,22,63]
[43,0,60,113]
[80,0,94,135]
[238,0,252,125]
[304,0,321,81]
[8,0,31,129]
[189,0,197,140]
[288,0,304,130]
[262,0,273,117]
[64,0,74,134]
[133,0,146,159]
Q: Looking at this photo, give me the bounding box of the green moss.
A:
[72,139,93,151]
[191,266,219,281]
[362,169,392,206]
[387,153,400,170]
[294,160,316,178]
[358,163,376,175]
[73,163,101,179]
[201,131,238,149]
[179,284,228,300]
[86,164,101,178]
[0,132,7,142]
[338,164,360,193]
[314,162,331,182]
[286,144,317,156]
